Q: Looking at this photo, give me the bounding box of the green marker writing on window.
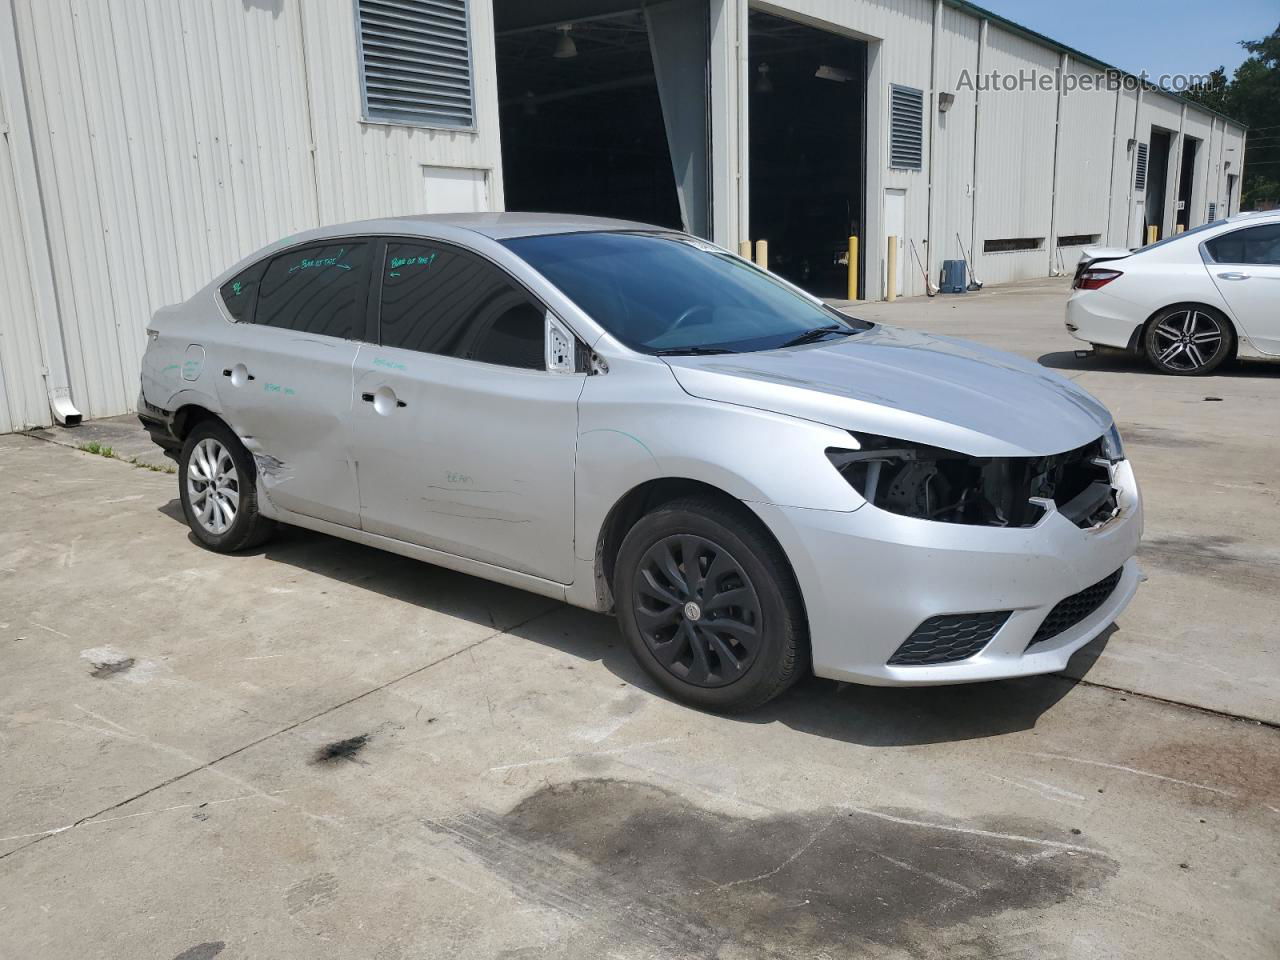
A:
[388,252,436,278]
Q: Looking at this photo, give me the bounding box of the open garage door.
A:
[495,0,710,237]
[749,10,866,298]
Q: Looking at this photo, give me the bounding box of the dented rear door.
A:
[214,241,370,527]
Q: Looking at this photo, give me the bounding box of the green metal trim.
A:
[942,0,1247,129]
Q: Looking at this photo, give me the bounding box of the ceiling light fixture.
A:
[553,24,577,59]
[755,62,772,94]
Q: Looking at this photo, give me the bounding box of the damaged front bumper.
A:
[750,459,1143,686]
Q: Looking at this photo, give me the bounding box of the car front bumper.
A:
[751,459,1143,686]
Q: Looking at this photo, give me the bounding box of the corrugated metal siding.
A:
[1105,87,1139,247]
[1054,61,1113,238]
[6,0,501,426]
[0,75,49,433]
[972,24,1058,284]
[931,4,979,270]
[303,0,503,225]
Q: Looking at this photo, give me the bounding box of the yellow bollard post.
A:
[738,240,751,259]
[847,236,859,301]
[886,236,898,302]
[754,239,769,270]
[1146,225,1158,245]
[1175,224,1185,234]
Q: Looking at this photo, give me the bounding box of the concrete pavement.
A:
[1,278,1277,959]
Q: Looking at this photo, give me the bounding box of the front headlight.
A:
[1101,422,1125,462]
[826,431,1113,528]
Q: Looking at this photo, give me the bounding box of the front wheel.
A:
[178,419,275,552]
[614,498,807,712]
[1144,305,1233,375]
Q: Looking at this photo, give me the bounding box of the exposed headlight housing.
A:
[826,431,1117,528]
[1101,422,1125,462]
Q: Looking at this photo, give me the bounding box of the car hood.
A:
[662,325,1113,457]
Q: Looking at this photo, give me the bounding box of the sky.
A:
[974,0,1277,80]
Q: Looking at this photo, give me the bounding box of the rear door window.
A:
[255,242,371,339]
[378,241,545,370]
[1204,224,1280,266]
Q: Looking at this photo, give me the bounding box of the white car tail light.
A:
[1074,268,1122,290]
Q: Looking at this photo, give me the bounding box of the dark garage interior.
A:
[1145,127,1173,239]
[494,1,706,234]
[748,10,866,298]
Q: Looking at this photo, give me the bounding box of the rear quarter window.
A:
[219,261,266,322]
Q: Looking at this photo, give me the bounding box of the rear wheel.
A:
[614,498,806,712]
[1144,305,1233,375]
[179,419,275,552]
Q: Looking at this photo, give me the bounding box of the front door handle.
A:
[361,390,406,411]
[1217,271,1250,281]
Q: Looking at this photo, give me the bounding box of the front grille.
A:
[888,611,1011,666]
[1027,568,1123,648]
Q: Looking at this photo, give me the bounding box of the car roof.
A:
[1224,209,1280,224]
[376,211,672,241]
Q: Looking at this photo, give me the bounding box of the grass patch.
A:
[78,440,176,474]
[79,440,115,458]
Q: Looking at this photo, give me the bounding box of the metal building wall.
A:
[929,4,979,274]
[1,0,502,429]
[0,52,47,434]
[1106,87,1141,248]
[747,1,1245,299]
[1053,58,1119,269]
[969,23,1059,285]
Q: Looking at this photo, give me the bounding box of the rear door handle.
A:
[1216,271,1250,281]
[222,367,255,381]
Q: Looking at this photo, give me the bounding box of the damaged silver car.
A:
[139,214,1142,711]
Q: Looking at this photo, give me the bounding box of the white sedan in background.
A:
[1066,210,1280,375]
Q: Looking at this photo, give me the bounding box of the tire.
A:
[614,497,807,712]
[178,419,275,552]
[1143,305,1233,376]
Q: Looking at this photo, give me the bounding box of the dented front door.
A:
[347,346,582,583]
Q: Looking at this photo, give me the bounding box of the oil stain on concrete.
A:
[427,778,1117,957]
[171,943,224,960]
[311,733,371,765]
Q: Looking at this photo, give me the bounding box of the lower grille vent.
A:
[1027,568,1123,648]
[888,611,1011,666]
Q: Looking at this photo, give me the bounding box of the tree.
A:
[1184,24,1280,209]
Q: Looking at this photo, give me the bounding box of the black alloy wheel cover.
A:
[631,534,763,688]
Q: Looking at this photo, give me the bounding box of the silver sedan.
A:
[139,214,1142,711]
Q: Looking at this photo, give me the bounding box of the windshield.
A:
[503,231,871,355]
